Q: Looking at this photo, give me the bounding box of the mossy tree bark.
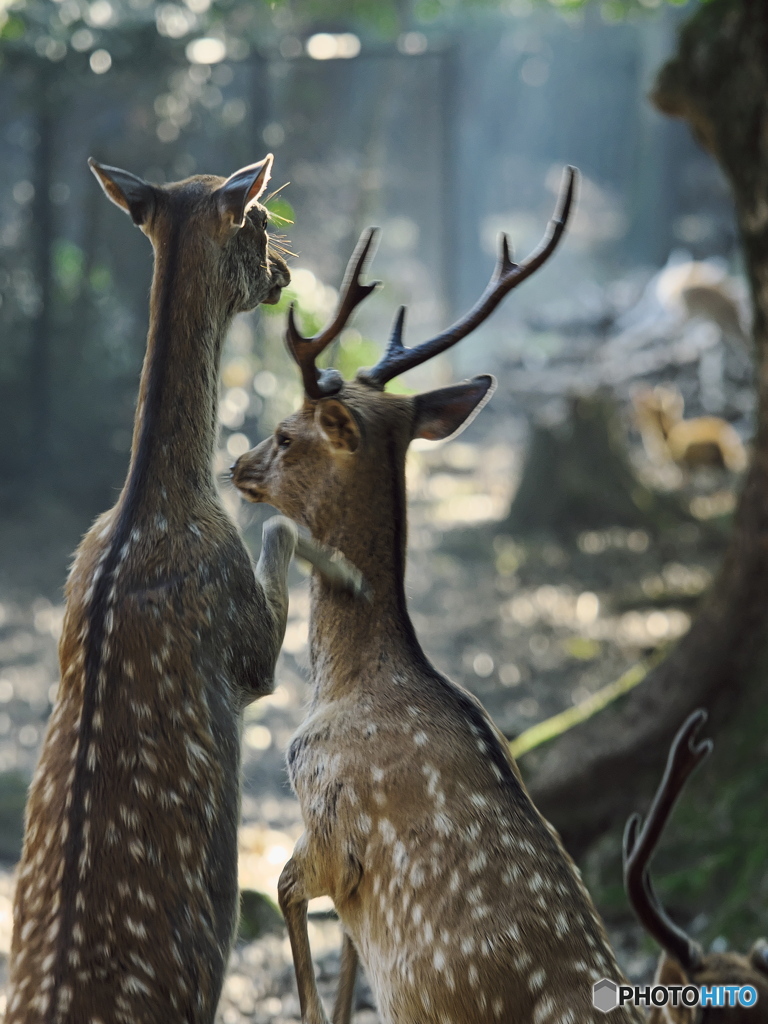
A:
[527,0,768,858]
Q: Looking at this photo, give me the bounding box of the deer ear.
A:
[88,158,156,227]
[653,956,694,1023]
[655,953,689,987]
[316,398,360,454]
[412,375,495,441]
[215,154,273,229]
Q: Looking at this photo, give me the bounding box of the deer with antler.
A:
[624,709,768,1023]
[233,168,644,1024]
[5,155,363,1024]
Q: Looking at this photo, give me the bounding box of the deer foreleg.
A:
[257,516,366,612]
[278,853,331,1024]
[332,932,358,1024]
[293,527,368,600]
[255,515,299,637]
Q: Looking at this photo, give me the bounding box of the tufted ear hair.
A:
[215,154,273,230]
[88,158,157,227]
[412,375,496,442]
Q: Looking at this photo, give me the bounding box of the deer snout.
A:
[263,257,290,305]
[231,454,264,501]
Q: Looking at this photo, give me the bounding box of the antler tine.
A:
[358,166,578,391]
[286,228,380,399]
[623,709,713,973]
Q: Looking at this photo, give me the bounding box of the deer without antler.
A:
[6,156,363,1024]
[624,709,768,1023]
[632,386,747,474]
[233,168,643,1024]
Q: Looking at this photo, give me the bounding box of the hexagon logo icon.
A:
[593,978,619,1013]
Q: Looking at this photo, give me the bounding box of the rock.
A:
[238,889,284,942]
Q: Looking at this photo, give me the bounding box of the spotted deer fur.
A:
[4,155,359,1024]
[232,195,644,1024]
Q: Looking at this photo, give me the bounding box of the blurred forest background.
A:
[2,0,768,1018]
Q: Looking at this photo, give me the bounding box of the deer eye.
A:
[276,431,292,450]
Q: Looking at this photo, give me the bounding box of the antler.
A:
[357,165,577,391]
[286,228,380,399]
[623,709,713,974]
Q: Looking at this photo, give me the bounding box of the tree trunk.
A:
[503,394,685,539]
[526,0,768,859]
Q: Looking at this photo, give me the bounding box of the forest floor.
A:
[0,398,739,1021]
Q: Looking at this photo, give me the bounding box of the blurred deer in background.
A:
[632,386,747,474]
[656,260,750,357]
[5,155,362,1024]
[233,167,644,1024]
[624,709,768,1023]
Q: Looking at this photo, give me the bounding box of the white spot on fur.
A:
[433,812,452,836]
[125,917,148,939]
[533,995,555,1023]
[122,974,151,996]
[468,851,487,873]
[529,969,546,991]
[466,885,483,905]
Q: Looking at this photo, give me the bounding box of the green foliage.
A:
[89,265,112,293]
[53,240,85,302]
[264,196,295,228]
[332,334,412,393]
[585,689,768,951]
[333,334,380,379]
[1,15,24,42]
[0,0,715,68]
[0,771,28,863]
[659,697,768,943]
[258,286,317,325]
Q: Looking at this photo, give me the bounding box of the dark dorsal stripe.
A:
[49,220,182,1014]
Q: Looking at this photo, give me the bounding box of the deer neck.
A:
[123,226,230,516]
[306,440,427,696]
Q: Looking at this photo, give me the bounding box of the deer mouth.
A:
[231,461,264,502]
[264,266,290,305]
[235,480,265,503]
